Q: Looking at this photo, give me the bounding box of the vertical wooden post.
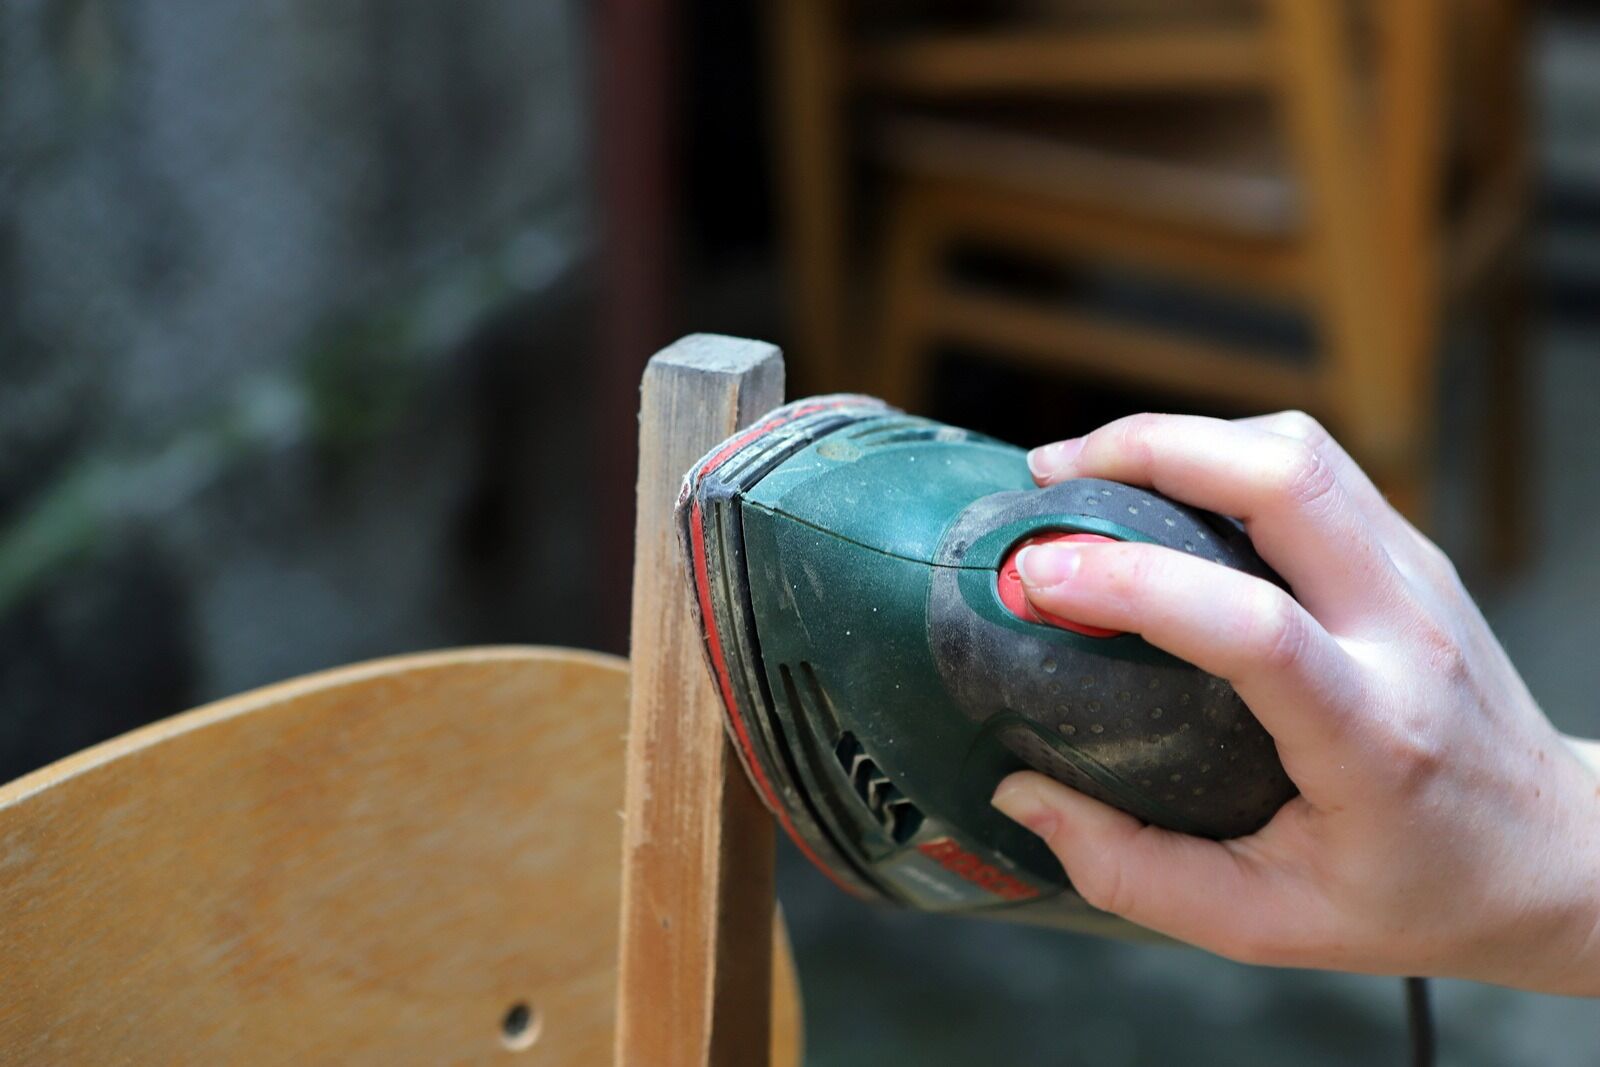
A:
[770,0,848,395]
[1374,0,1446,402]
[616,335,784,1067]
[1266,0,1420,519]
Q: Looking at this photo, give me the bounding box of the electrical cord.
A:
[1404,976,1434,1067]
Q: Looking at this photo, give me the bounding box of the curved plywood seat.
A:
[0,647,802,1065]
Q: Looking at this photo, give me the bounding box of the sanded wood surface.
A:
[616,335,785,1067]
[0,647,802,1066]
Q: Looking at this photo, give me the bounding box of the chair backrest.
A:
[0,647,802,1065]
[855,0,1509,447]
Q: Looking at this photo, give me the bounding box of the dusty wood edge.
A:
[648,333,784,375]
[0,645,629,810]
[616,333,784,1067]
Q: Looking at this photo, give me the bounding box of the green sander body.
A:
[679,395,1296,932]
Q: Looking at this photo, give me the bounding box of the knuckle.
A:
[1362,618,1462,790]
[1410,615,1468,684]
[1270,440,1340,511]
[1410,529,1462,587]
[1271,410,1330,448]
[1104,413,1164,465]
[1380,717,1447,789]
[1120,412,1168,438]
[1247,588,1306,671]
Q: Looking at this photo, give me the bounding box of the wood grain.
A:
[0,647,803,1066]
[770,0,850,393]
[874,188,945,411]
[615,336,785,1067]
[916,181,1304,297]
[932,286,1317,411]
[854,28,1272,94]
[1265,0,1398,458]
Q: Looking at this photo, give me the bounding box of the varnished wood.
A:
[782,1,1531,560]
[932,287,1318,412]
[768,917,803,1067]
[854,28,1272,94]
[916,181,1305,298]
[871,175,1305,415]
[1375,0,1447,415]
[615,336,785,1067]
[877,108,1298,240]
[1265,0,1399,461]
[875,190,944,411]
[0,647,804,1066]
[770,0,850,393]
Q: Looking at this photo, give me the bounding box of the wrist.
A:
[1537,742,1600,996]
[1563,829,1600,998]
[1464,737,1600,996]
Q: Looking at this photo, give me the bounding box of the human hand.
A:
[990,412,1600,995]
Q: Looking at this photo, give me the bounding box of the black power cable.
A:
[1404,976,1435,1067]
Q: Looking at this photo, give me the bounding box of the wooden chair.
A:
[772,0,1531,559]
[0,647,802,1065]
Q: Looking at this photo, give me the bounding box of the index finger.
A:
[1027,414,1404,634]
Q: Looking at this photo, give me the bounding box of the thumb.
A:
[992,771,1285,959]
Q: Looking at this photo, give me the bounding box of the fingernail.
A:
[992,776,1058,838]
[1026,438,1084,480]
[1016,544,1081,588]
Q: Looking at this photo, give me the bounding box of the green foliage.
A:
[298,310,423,456]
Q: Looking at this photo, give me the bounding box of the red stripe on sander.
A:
[689,489,869,900]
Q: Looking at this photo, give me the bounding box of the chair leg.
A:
[1268,0,1429,526]
[770,0,848,396]
[1485,250,1532,571]
[875,191,943,413]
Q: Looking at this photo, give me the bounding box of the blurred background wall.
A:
[3,1,1600,1064]
[1,0,602,772]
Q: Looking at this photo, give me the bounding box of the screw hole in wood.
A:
[500,1001,541,1051]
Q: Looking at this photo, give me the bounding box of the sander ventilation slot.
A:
[834,732,924,845]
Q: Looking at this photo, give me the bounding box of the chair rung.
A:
[854,29,1273,95]
[928,288,1321,411]
[920,183,1306,300]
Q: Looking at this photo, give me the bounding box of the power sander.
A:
[677,394,1296,933]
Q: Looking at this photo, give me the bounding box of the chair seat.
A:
[873,101,1299,238]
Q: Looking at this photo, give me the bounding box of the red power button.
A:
[996,532,1123,638]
